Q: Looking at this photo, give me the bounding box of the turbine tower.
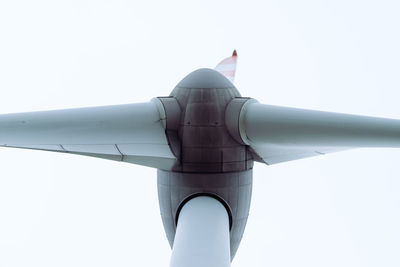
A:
[2,51,400,267]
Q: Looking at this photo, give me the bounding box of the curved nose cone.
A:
[168,68,247,173]
[175,68,235,89]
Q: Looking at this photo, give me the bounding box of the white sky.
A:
[1,0,400,266]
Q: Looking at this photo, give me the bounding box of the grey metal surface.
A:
[166,68,254,172]
[0,101,176,169]
[225,97,253,145]
[173,68,237,89]
[170,196,231,267]
[157,169,253,260]
[156,69,255,260]
[241,103,400,164]
[157,97,182,162]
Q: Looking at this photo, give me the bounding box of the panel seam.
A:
[114,144,125,161]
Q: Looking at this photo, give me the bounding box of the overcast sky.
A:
[1,1,400,266]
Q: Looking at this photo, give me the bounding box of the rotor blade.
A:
[0,100,177,170]
[240,102,400,164]
[214,50,237,83]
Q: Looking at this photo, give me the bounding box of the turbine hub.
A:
[159,68,254,172]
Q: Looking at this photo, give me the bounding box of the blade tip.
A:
[232,50,237,57]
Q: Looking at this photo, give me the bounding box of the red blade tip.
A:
[232,50,237,57]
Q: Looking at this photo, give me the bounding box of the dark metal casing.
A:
[157,69,254,259]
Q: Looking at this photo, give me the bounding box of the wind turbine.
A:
[1,51,400,267]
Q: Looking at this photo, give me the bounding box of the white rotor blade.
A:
[241,103,400,164]
[0,101,176,170]
[214,50,237,83]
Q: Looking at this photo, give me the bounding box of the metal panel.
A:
[241,103,400,164]
[0,102,177,170]
[117,143,174,158]
[157,169,253,260]
[63,144,119,155]
[168,69,253,172]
